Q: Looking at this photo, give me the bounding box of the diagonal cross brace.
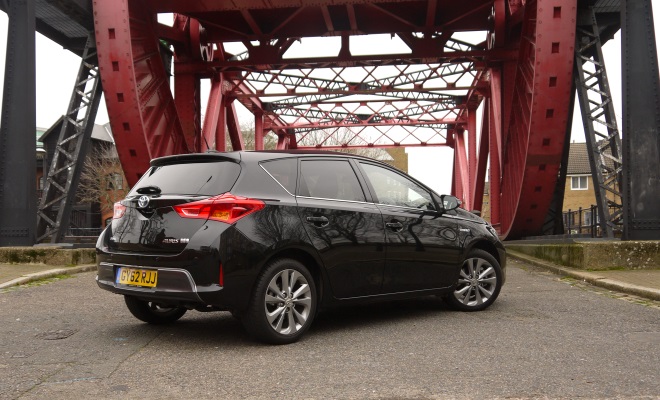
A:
[36,34,103,243]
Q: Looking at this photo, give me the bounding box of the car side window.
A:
[360,163,434,209]
[261,158,297,194]
[299,160,366,202]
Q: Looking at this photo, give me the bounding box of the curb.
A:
[507,250,660,301]
[0,264,96,290]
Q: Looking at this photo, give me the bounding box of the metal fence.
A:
[562,205,622,238]
[563,205,599,237]
[36,191,104,240]
[64,227,103,237]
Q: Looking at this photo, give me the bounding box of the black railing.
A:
[562,205,620,238]
[65,227,103,237]
[563,205,599,237]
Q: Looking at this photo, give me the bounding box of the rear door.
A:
[357,161,461,293]
[296,158,386,299]
[109,159,241,254]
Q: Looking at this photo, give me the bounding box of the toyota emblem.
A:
[137,195,150,208]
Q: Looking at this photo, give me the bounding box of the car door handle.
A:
[385,221,403,231]
[306,216,329,227]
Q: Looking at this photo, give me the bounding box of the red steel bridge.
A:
[0,0,658,245]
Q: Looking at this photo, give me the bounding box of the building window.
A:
[571,176,588,190]
[107,173,123,190]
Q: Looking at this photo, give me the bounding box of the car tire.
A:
[444,249,502,312]
[241,258,317,345]
[124,296,187,324]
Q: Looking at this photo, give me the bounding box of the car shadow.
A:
[311,296,450,334]
[125,296,453,347]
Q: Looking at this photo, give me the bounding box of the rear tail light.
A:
[113,202,126,219]
[173,193,265,224]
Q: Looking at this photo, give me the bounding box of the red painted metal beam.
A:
[254,111,265,151]
[174,73,200,152]
[454,128,470,208]
[488,97,502,227]
[471,102,489,212]
[202,74,225,152]
[467,107,477,196]
[148,0,495,38]
[226,101,245,151]
[489,67,503,169]
[94,0,189,186]
[498,0,577,238]
[176,49,515,73]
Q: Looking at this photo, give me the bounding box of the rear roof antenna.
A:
[202,135,218,153]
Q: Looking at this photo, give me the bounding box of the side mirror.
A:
[440,195,461,211]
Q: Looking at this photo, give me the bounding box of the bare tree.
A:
[226,120,278,151]
[297,128,391,160]
[78,142,129,215]
[227,121,396,166]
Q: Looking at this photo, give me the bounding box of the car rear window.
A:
[299,159,366,202]
[261,158,297,194]
[128,161,241,196]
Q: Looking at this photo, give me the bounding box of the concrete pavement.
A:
[2,266,659,398]
[0,263,96,290]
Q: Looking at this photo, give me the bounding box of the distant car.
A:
[96,151,506,344]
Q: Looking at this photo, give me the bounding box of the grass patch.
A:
[586,266,627,272]
[558,277,660,309]
[0,274,72,294]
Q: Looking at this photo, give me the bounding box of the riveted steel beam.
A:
[621,0,660,240]
[0,0,36,246]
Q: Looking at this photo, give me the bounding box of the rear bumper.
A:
[96,262,222,306]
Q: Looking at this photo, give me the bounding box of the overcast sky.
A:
[0,7,658,195]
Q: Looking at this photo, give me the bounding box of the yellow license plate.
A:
[117,268,158,288]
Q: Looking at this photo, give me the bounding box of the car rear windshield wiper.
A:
[136,185,162,194]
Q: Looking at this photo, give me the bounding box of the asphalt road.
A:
[1,259,658,400]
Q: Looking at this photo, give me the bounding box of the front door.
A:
[357,162,461,293]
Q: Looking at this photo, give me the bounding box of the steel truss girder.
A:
[294,124,448,149]
[36,35,102,243]
[177,50,504,73]
[268,100,462,126]
[574,9,624,238]
[226,61,478,149]
[267,91,456,107]
[229,62,480,99]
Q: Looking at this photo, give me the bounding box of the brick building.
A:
[39,123,127,235]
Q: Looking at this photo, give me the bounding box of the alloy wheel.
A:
[264,269,313,335]
[453,257,498,307]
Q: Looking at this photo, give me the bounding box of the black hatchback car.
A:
[97,151,506,344]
